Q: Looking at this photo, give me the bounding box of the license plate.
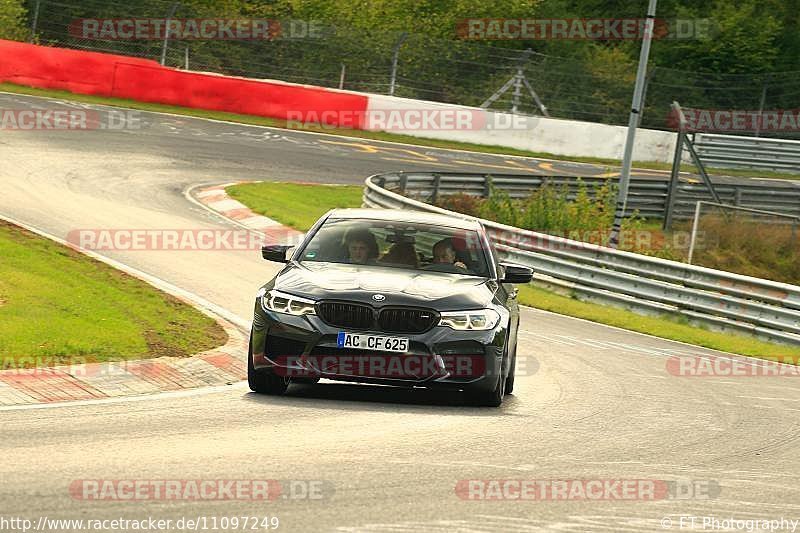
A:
[337,332,409,353]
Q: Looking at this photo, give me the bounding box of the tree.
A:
[0,0,27,41]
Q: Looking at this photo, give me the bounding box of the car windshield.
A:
[297,218,491,277]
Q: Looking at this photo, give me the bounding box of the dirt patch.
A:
[143,323,228,359]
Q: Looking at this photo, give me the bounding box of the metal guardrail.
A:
[370,170,800,222]
[364,171,800,346]
[694,133,800,173]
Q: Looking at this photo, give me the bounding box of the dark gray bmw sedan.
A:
[248,209,532,406]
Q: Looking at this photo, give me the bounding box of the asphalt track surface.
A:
[2,93,800,532]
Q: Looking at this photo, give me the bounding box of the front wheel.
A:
[248,335,289,395]
[470,372,505,407]
[505,345,517,395]
[466,351,507,407]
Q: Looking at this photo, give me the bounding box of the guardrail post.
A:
[431,173,441,204]
[734,188,742,206]
[398,173,408,195]
[483,175,493,198]
[663,129,685,230]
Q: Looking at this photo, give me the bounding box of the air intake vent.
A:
[317,302,375,329]
[378,308,439,333]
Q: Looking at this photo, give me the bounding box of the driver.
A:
[432,238,467,270]
[345,230,379,265]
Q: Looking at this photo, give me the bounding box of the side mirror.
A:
[499,262,533,284]
[261,245,293,263]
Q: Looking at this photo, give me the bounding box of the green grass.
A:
[518,284,800,359]
[0,221,227,368]
[226,182,363,231]
[4,81,797,180]
[227,181,800,358]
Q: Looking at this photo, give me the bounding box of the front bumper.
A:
[250,303,507,393]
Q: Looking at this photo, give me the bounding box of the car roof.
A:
[327,208,482,231]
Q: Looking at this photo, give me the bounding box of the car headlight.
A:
[438,309,500,330]
[258,288,316,316]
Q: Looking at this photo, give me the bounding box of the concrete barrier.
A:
[365,93,678,163]
[0,39,678,162]
[0,40,368,128]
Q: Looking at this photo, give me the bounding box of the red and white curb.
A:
[0,321,247,406]
[191,182,304,245]
[0,213,252,407]
[1,181,302,406]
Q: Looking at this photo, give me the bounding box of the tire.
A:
[248,334,289,395]
[505,345,517,395]
[466,350,507,407]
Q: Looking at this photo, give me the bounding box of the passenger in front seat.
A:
[432,238,467,270]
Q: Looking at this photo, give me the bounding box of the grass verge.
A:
[227,182,363,231]
[518,285,800,359]
[0,220,227,367]
[229,181,800,358]
[3,82,797,181]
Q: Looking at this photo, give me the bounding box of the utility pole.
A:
[754,84,767,137]
[160,2,180,66]
[388,32,408,96]
[608,0,658,248]
[29,0,41,43]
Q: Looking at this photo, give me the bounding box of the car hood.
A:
[271,262,498,309]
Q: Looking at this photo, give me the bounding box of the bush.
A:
[434,193,484,217]
[435,185,800,284]
[437,179,643,248]
[688,213,800,284]
[0,0,27,41]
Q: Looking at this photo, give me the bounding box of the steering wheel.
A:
[420,262,472,274]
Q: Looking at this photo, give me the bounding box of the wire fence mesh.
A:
[684,202,800,284]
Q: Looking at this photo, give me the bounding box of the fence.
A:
[685,201,800,264]
[363,171,800,346]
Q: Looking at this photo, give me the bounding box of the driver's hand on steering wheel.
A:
[454,261,467,270]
